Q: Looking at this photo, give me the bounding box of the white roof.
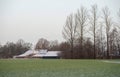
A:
[18,50,33,57]
[32,54,44,57]
[14,50,61,58]
[33,51,60,57]
[44,51,60,57]
[39,49,47,54]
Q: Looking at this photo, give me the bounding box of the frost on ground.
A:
[102,60,120,64]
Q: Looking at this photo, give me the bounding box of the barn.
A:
[13,49,61,59]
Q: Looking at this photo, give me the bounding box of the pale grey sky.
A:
[0,0,120,45]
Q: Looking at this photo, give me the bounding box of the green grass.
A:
[0,59,120,77]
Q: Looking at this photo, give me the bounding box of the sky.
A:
[0,0,120,45]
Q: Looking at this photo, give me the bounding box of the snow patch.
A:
[102,60,120,64]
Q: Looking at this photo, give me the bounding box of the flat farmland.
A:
[0,59,120,77]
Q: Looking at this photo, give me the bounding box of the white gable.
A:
[18,50,33,57]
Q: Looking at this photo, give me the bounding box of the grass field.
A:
[0,59,120,77]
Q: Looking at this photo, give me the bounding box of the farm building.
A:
[13,49,61,59]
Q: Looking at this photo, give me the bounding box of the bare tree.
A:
[96,22,106,58]
[109,28,119,56]
[62,14,77,58]
[49,40,59,51]
[117,8,120,30]
[117,8,120,56]
[102,7,112,58]
[90,5,98,59]
[59,42,71,58]
[35,38,49,50]
[76,6,88,57]
[0,39,31,58]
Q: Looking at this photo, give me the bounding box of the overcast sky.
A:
[0,0,120,45]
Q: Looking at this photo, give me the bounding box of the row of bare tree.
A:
[62,5,120,59]
[0,39,32,58]
[0,5,120,59]
[35,38,60,51]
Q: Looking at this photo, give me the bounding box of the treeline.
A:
[0,39,32,58]
[0,5,120,59]
[62,5,120,59]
